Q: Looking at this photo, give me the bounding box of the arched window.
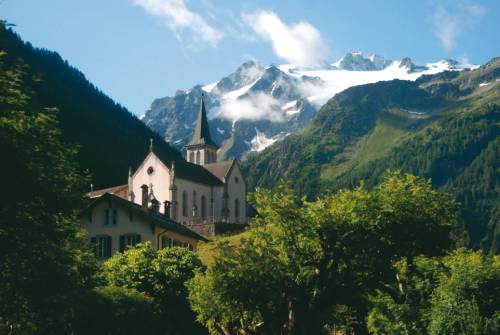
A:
[234,198,240,220]
[189,151,194,163]
[201,195,207,218]
[192,191,197,217]
[196,151,200,164]
[182,191,188,217]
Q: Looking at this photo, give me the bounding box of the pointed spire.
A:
[149,138,154,152]
[186,94,218,149]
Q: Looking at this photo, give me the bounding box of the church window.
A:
[182,191,188,217]
[192,191,197,217]
[235,176,239,184]
[189,151,194,163]
[147,166,155,175]
[201,195,207,218]
[91,235,112,259]
[196,151,200,164]
[119,234,141,252]
[235,198,240,220]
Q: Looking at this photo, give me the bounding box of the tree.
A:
[0,49,97,333]
[187,172,457,335]
[368,250,500,335]
[102,242,206,334]
[428,249,500,335]
[73,286,162,335]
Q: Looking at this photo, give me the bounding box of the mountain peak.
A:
[334,52,389,71]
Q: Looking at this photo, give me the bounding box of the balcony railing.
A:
[181,216,248,225]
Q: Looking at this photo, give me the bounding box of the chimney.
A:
[164,201,171,218]
[150,199,160,212]
[141,184,148,209]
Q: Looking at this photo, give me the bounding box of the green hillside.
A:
[242,59,500,251]
[0,25,183,188]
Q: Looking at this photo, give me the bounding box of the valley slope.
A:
[242,59,500,252]
[0,26,185,189]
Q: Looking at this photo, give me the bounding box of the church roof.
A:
[82,193,208,242]
[144,147,223,186]
[186,96,219,149]
[203,160,235,182]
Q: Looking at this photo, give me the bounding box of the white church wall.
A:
[175,177,213,224]
[131,153,171,210]
[225,163,247,223]
[212,185,224,219]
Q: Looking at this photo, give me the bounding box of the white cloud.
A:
[431,3,487,52]
[465,4,487,16]
[219,93,285,122]
[432,8,459,51]
[132,0,222,46]
[243,11,329,68]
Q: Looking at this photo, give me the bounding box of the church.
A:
[81,96,247,258]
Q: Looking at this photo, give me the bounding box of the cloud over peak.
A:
[132,0,222,46]
[243,11,329,68]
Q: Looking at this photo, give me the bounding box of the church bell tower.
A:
[185,95,219,165]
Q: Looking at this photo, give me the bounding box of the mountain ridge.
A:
[142,52,475,159]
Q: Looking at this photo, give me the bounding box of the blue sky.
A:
[2,0,499,114]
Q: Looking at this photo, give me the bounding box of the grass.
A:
[197,230,250,267]
[320,108,418,182]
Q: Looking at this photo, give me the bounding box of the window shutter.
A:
[119,235,125,252]
[106,236,112,258]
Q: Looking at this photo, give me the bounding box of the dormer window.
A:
[147,166,155,175]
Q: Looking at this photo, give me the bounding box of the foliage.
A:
[0,35,98,333]
[367,250,500,335]
[102,242,206,334]
[73,286,161,335]
[428,249,500,335]
[188,172,457,335]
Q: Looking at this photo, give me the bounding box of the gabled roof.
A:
[81,193,208,242]
[203,159,235,182]
[86,184,128,198]
[186,96,219,149]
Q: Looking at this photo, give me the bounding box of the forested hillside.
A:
[0,25,182,188]
[242,59,500,252]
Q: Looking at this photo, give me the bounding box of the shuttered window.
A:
[104,208,117,225]
[119,234,141,252]
[91,236,112,259]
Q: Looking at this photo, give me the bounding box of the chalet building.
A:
[81,96,247,259]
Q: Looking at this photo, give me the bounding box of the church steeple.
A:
[186,94,218,149]
[185,95,218,165]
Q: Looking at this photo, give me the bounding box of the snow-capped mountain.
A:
[142,52,476,159]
